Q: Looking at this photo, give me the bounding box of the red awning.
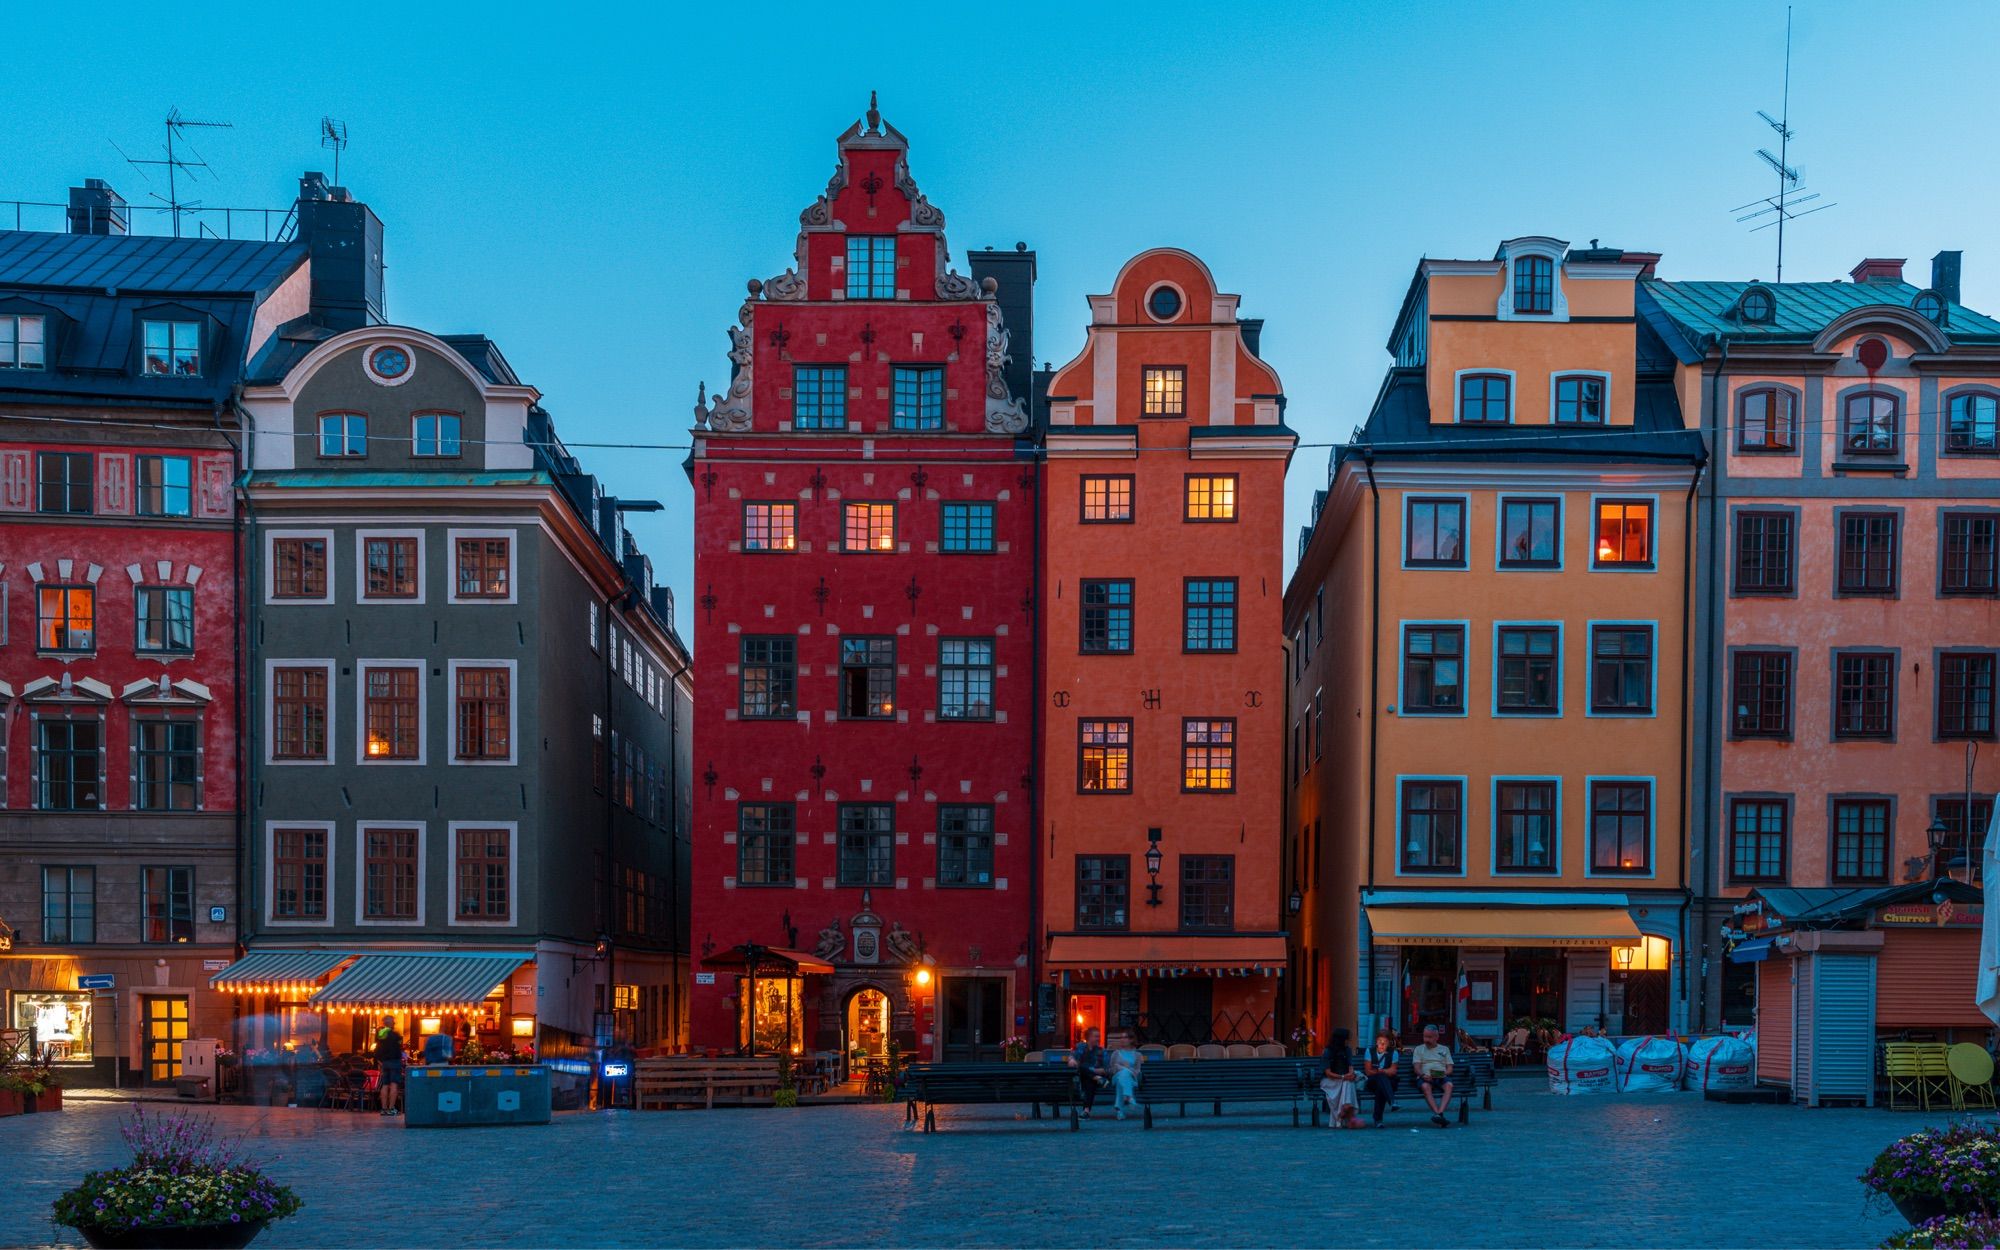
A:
[700,945,835,976]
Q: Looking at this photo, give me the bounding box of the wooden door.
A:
[142,996,189,1084]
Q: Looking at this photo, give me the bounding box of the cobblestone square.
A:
[0,1088,1960,1247]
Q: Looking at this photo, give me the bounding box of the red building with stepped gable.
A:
[686,99,1039,1063]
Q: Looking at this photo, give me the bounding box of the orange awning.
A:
[700,945,835,976]
[1365,906,1640,948]
[1045,934,1287,977]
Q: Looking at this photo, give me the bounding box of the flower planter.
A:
[1893,1194,1953,1226]
[0,1089,23,1118]
[77,1220,267,1249]
[26,1086,62,1113]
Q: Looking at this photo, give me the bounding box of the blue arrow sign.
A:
[77,974,115,990]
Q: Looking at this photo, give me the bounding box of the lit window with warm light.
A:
[362,666,420,760]
[1142,366,1186,417]
[843,502,896,552]
[743,502,797,552]
[1594,500,1653,568]
[1181,719,1235,792]
[1588,780,1651,874]
[1082,475,1133,523]
[838,637,895,719]
[1079,719,1132,793]
[1184,475,1237,522]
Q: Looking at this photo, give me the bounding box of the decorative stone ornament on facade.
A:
[814,915,845,962]
[985,302,1029,433]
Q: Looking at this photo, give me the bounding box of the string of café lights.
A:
[1,405,1990,460]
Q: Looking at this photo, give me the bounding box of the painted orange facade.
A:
[1038,250,1293,1047]
[1286,238,1703,1047]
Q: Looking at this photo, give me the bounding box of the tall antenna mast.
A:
[1730,7,1834,281]
[121,108,234,238]
[320,117,350,185]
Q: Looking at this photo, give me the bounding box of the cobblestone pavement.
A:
[0,1085,1966,1248]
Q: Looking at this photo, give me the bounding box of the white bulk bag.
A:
[1685,1034,1756,1092]
[1614,1035,1687,1092]
[1546,1035,1618,1095]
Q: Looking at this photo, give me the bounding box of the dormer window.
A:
[141,319,200,376]
[318,413,367,458]
[0,314,46,369]
[1739,286,1776,325]
[1513,255,1554,315]
[846,236,897,299]
[1913,289,1949,326]
[1457,372,1512,424]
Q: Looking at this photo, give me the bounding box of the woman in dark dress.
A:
[1319,1027,1357,1126]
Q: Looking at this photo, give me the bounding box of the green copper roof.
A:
[1642,278,2000,342]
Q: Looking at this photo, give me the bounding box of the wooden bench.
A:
[1132,1058,1320,1129]
[901,1063,1084,1132]
[634,1057,782,1110]
[1382,1050,1490,1124]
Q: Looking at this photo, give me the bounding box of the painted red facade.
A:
[687,105,1037,1060]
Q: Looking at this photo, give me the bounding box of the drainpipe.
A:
[1361,454,1382,1034]
[1676,446,1705,1029]
[1694,337,1731,1031]
[223,394,258,1059]
[1026,444,1045,1049]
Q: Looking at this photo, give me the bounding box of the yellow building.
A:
[1284,238,1702,1045]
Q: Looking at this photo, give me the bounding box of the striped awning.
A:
[309,953,531,1011]
[1045,934,1288,978]
[208,951,352,992]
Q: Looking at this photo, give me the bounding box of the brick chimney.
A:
[67,179,128,236]
[1849,258,1906,284]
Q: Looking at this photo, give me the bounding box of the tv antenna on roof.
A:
[320,117,350,185]
[117,108,234,238]
[1730,7,1834,283]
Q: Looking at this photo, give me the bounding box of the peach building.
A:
[1285,238,1704,1045]
[1037,250,1293,1047]
[1642,253,2000,1031]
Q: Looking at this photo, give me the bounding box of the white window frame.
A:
[1549,370,1613,425]
[589,602,600,652]
[446,658,519,767]
[355,659,428,766]
[316,412,368,457]
[1452,367,1516,425]
[263,658,336,766]
[353,529,427,604]
[446,527,518,605]
[263,529,336,605]
[264,820,336,928]
[0,313,48,370]
[354,821,427,927]
[446,820,519,927]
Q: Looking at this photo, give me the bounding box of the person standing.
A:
[1362,1028,1400,1127]
[375,1016,406,1117]
[1319,1027,1358,1127]
[1067,1026,1109,1117]
[1411,1023,1455,1128]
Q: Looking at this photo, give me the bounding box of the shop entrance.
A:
[1617,972,1671,1036]
[1069,992,1107,1046]
[846,987,891,1062]
[142,996,189,1084]
[1404,948,1458,1035]
[1145,978,1214,1046]
[941,977,1006,1062]
[1504,949,1565,1031]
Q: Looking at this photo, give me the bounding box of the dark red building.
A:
[688,100,1038,1062]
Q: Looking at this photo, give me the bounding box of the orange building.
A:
[1036,250,1293,1048]
[1285,238,1704,1045]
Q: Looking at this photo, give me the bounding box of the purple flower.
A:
[230,1214,242,1224]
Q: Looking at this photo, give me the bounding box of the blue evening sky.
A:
[11,1,1998,623]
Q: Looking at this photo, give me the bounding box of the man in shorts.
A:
[1411,1024,1454,1127]
[375,1015,405,1117]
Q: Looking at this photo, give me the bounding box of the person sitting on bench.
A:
[1411,1024,1454,1128]
[1067,1027,1109,1117]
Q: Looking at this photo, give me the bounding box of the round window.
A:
[367,345,413,384]
[1914,290,1946,324]
[1146,285,1182,321]
[1740,289,1773,324]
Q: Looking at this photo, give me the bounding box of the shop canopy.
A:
[1045,933,1288,977]
[1365,906,1641,947]
[310,952,532,1012]
[700,946,835,976]
[208,951,353,994]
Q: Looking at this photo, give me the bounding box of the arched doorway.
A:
[845,986,892,1068]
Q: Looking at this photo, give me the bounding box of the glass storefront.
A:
[738,976,802,1055]
[12,991,93,1063]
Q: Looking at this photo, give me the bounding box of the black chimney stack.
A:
[1239,317,1265,359]
[1932,251,1963,306]
[967,243,1037,415]
[67,180,128,236]
[295,172,385,331]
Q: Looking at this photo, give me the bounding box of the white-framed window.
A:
[447,659,518,766]
[354,822,425,926]
[0,314,47,370]
[447,528,517,604]
[354,530,426,603]
[589,602,600,652]
[447,821,518,926]
[412,412,462,457]
[356,660,427,765]
[265,821,335,927]
[141,319,201,376]
[264,530,336,605]
[317,413,367,458]
[265,659,335,765]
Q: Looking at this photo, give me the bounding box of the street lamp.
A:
[1928,819,1953,881]
[1145,829,1163,908]
[1288,889,1303,916]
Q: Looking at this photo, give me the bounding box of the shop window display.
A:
[13,991,93,1062]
